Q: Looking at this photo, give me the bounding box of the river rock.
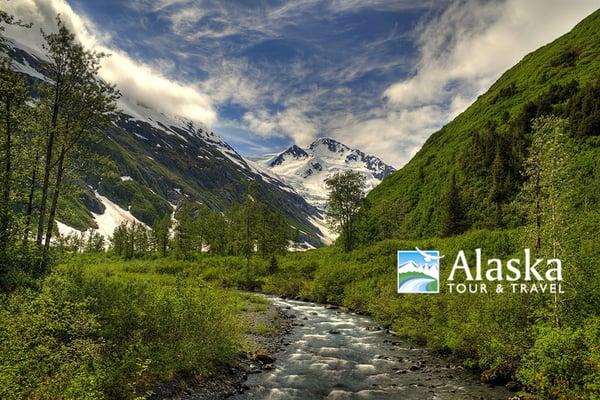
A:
[251,353,275,365]
[328,329,341,334]
[366,326,382,331]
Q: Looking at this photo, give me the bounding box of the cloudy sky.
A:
[5,0,599,166]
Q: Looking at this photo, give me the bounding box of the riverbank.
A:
[152,299,295,399]
[0,257,287,399]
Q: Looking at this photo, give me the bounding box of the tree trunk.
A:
[22,151,39,245]
[36,76,61,247]
[0,97,12,255]
[41,148,65,269]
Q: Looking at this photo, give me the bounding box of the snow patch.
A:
[56,221,82,237]
[91,193,144,238]
[288,240,317,252]
[308,215,337,245]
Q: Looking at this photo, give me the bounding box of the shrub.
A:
[517,318,600,399]
[0,262,242,400]
[0,274,105,400]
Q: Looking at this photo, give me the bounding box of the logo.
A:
[397,247,442,294]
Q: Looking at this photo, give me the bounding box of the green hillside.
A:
[359,9,600,242]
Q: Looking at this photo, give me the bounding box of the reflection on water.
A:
[234,298,510,400]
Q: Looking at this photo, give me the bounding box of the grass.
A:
[0,255,279,400]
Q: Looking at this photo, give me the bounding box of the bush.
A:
[0,274,105,400]
[517,318,600,399]
[0,262,242,399]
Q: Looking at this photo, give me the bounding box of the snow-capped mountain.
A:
[259,138,396,208]
[397,261,439,279]
[7,40,326,246]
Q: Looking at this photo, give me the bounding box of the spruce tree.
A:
[441,173,465,237]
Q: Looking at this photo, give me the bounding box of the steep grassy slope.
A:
[360,9,600,241]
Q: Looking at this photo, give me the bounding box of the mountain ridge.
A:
[7,39,327,246]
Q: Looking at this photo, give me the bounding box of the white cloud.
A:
[5,0,597,169]
[384,0,598,108]
[241,106,318,147]
[4,0,217,125]
[363,0,599,167]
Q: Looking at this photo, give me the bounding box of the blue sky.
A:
[67,0,432,160]
[7,1,599,166]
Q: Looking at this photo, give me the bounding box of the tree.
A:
[35,17,118,269]
[151,215,171,257]
[0,55,28,256]
[173,202,206,260]
[0,11,31,262]
[256,204,290,258]
[110,222,149,259]
[204,211,228,255]
[325,171,366,252]
[520,116,573,327]
[84,230,105,253]
[230,196,258,272]
[440,173,465,237]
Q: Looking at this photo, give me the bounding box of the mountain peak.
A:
[262,137,395,210]
[269,144,309,167]
[308,137,349,153]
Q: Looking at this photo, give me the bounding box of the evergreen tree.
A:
[151,215,171,257]
[520,116,573,327]
[441,173,465,237]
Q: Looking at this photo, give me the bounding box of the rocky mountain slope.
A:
[259,138,395,209]
[9,41,327,246]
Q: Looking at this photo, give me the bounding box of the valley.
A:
[1,3,599,400]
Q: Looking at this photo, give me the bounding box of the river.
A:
[234,297,511,400]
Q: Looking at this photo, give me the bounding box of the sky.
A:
[4,0,599,167]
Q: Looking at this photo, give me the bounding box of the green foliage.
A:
[517,318,600,399]
[440,174,465,237]
[0,273,104,399]
[0,258,242,399]
[325,170,367,251]
[111,222,150,260]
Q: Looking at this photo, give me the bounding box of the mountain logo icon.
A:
[397,248,441,294]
